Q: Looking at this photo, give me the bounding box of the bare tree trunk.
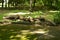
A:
[5,0,7,8]
[33,0,36,8]
[30,0,33,12]
[2,0,4,8]
[33,0,36,10]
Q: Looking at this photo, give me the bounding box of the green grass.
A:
[0,10,59,22]
[0,10,29,20]
[0,23,60,40]
[0,10,43,20]
[23,11,43,18]
[0,10,58,22]
[0,14,4,20]
[0,10,60,40]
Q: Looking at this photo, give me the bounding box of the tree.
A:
[2,0,4,8]
[33,0,36,9]
[30,0,33,12]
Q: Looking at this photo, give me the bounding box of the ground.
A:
[0,9,60,40]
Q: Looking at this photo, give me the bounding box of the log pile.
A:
[2,14,56,26]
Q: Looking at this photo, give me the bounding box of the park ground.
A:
[0,9,60,40]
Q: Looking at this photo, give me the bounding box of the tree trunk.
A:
[5,0,7,8]
[33,0,36,9]
[30,0,33,12]
[2,0,4,8]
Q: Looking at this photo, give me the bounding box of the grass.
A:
[0,9,60,23]
[0,9,29,20]
[0,10,43,20]
[0,23,60,40]
[0,14,4,20]
[0,9,58,21]
[0,10,60,40]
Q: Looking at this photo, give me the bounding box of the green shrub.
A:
[54,12,60,24]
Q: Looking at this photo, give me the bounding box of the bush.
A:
[54,12,60,24]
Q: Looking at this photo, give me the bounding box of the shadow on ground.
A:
[0,24,60,40]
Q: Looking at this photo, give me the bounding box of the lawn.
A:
[0,9,57,20]
[0,9,60,40]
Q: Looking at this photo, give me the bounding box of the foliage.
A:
[54,12,60,24]
[0,0,60,10]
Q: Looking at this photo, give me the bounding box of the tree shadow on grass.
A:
[0,24,41,40]
[0,24,60,40]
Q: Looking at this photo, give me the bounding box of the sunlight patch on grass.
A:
[0,14,5,20]
[49,10,60,13]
